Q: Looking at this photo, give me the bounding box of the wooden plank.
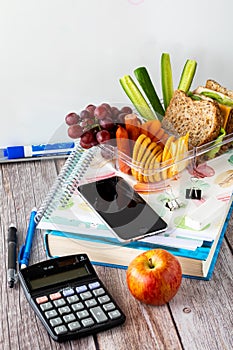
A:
[0,161,96,350]
[95,267,182,350]
[170,239,233,350]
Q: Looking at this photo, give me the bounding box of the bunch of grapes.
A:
[65,103,133,149]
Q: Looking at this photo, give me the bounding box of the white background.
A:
[1,0,233,147]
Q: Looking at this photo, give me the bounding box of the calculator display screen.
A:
[30,266,89,290]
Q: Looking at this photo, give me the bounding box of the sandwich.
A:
[161,89,222,148]
[161,80,233,149]
[192,79,233,135]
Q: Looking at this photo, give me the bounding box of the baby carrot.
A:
[125,114,141,141]
[116,125,132,174]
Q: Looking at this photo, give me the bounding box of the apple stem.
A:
[148,258,154,269]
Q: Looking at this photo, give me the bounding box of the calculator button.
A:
[81,317,95,328]
[63,288,74,297]
[108,310,121,319]
[50,317,63,327]
[68,321,81,331]
[50,292,62,300]
[103,302,115,312]
[58,306,71,315]
[77,310,89,319]
[80,291,92,300]
[53,298,66,307]
[71,302,84,312]
[92,288,105,297]
[45,309,58,319]
[67,295,79,304]
[90,306,108,323]
[85,298,98,308]
[98,295,110,304]
[54,325,68,335]
[88,281,100,290]
[40,302,53,311]
[76,285,87,293]
[63,313,76,323]
[36,296,48,304]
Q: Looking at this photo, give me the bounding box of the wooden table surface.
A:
[0,158,232,350]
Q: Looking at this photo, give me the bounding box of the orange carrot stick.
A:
[140,120,154,137]
[125,114,141,141]
[116,125,132,174]
[148,120,161,137]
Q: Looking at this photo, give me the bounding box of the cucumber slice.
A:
[187,91,202,101]
[201,91,233,107]
[161,53,174,110]
[134,66,165,121]
[119,75,156,120]
[178,59,197,93]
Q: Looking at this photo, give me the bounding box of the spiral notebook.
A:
[36,143,118,235]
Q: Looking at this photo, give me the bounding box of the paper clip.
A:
[186,177,202,200]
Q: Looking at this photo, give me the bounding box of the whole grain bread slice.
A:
[205,79,233,99]
[161,90,222,148]
[205,79,233,134]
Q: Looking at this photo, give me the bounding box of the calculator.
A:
[18,254,126,342]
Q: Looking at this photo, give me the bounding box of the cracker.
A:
[131,134,148,179]
[143,145,162,182]
[137,142,158,183]
[152,151,163,182]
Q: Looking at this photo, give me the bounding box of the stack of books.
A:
[37,144,233,280]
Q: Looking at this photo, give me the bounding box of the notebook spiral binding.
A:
[59,147,97,208]
[35,143,96,224]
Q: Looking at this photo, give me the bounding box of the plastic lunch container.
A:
[99,122,233,184]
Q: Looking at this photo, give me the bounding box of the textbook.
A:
[44,199,232,280]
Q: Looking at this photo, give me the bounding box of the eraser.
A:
[185,197,224,230]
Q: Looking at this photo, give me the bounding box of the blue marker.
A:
[1,142,75,160]
[18,208,37,269]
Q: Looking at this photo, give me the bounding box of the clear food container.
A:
[99,129,233,184]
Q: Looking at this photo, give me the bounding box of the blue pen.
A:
[1,142,75,160]
[18,208,37,269]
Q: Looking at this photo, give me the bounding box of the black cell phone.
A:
[77,176,167,242]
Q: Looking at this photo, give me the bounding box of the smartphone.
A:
[77,176,167,242]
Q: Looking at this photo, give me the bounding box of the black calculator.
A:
[18,254,126,342]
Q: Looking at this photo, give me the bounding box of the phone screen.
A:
[77,176,167,241]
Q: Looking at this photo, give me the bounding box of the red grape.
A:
[101,103,112,113]
[80,109,91,120]
[94,105,111,119]
[81,130,96,144]
[96,130,111,144]
[65,112,80,125]
[85,104,96,117]
[99,117,114,130]
[117,113,127,125]
[80,118,94,129]
[121,106,133,114]
[67,124,83,138]
[79,139,93,149]
[111,106,120,118]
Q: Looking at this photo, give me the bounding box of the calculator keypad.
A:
[35,280,123,336]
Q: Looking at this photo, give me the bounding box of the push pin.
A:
[186,177,202,200]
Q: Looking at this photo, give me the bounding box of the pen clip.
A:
[18,244,25,266]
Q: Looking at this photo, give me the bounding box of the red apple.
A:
[126,249,182,306]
